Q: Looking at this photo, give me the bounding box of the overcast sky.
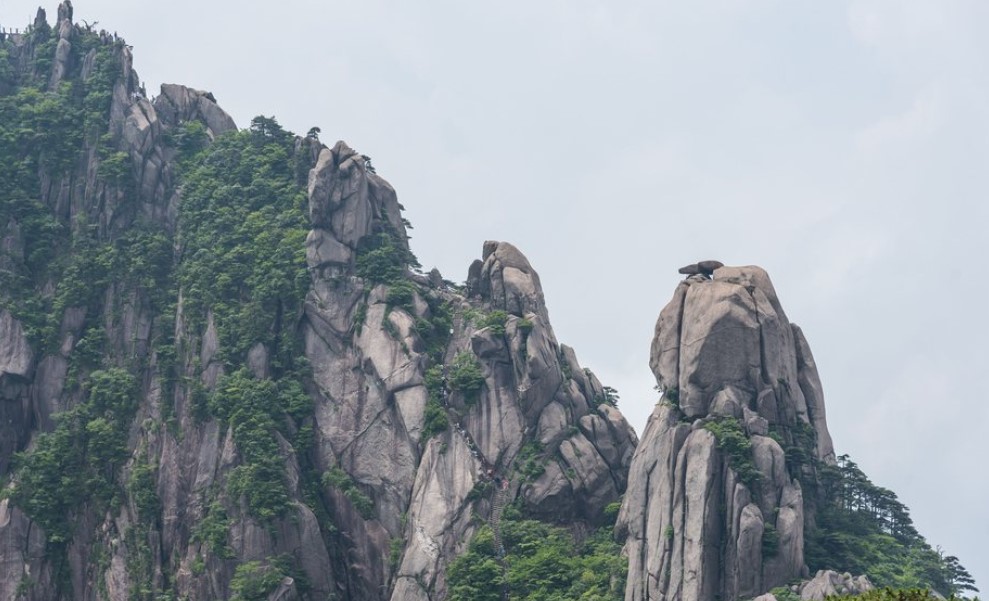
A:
[3,0,987,592]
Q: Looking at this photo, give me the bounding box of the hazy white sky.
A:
[3,0,986,592]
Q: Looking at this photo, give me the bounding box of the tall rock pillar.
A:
[618,266,836,601]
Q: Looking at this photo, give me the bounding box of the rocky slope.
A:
[2,4,979,601]
[617,267,837,601]
[0,4,635,600]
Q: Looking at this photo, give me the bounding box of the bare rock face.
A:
[475,240,550,322]
[0,311,32,379]
[620,266,837,601]
[302,223,637,599]
[153,84,237,140]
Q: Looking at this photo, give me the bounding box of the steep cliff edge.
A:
[618,267,837,601]
[0,5,635,600]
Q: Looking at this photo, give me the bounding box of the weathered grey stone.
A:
[799,570,873,600]
[537,401,569,446]
[154,83,237,138]
[678,260,723,277]
[246,343,270,379]
[697,260,725,274]
[737,503,766,596]
[793,325,836,463]
[677,279,761,417]
[624,263,840,601]
[744,406,769,436]
[47,13,72,91]
[0,311,32,378]
[710,386,745,419]
[650,280,690,394]
[476,241,548,320]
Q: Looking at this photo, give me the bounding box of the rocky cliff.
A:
[2,4,979,601]
[618,267,837,601]
[0,5,635,600]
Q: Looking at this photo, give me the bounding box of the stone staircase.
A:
[490,480,510,558]
[489,478,514,600]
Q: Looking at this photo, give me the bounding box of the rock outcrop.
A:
[753,570,874,601]
[0,6,636,599]
[619,266,837,601]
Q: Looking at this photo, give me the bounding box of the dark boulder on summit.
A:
[678,260,724,277]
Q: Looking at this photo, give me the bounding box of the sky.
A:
[2,0,987,592]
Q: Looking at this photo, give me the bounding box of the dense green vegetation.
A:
[1,369,138,590]
[176,116,311,366]
[821,588,975,601]
[229,559,289,601]
[703,417,761,487]
[208,369,311,520]
[2,368,137,541]
[807,455,977,597]
[422,366,450,441]
[699,412,977,597]
[355,228,420,285]
[447,506,626,601]
[0,28,134,347]
[174,115,324,524]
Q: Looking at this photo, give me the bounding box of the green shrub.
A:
[422,397,449,441]
[664,387,680,406]
[596,385,620,407]
[517,318,534,334]
[322,468,375,520]
[230,560,286,601]
[414,296,453,364]
[448,352,484,404]
[762,522,780,556]
[128,456,159,521]
[703,417,761,488]
[448,517,626,601]
[389,538,404,568]
[515,442,545,481]
[191,501,233,558]
[480,310,508,335]
[466,480,493,503]
[385,281,417,313]
[769,586,801,601]
[355,228,419,285]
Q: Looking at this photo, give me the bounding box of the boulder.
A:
[799,570,874,600]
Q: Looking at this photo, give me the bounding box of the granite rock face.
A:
[620,266,837,601]
[0,7,636,599]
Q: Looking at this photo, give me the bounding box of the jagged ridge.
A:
[0,4,636,600]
